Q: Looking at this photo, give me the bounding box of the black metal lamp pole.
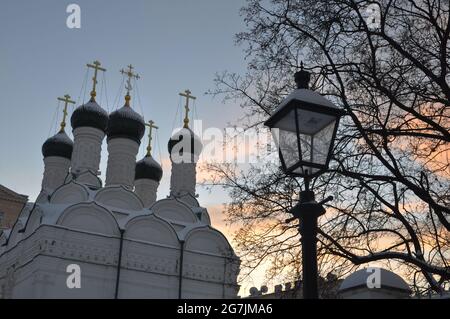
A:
[288,176,333,299]
[264,67,344,299]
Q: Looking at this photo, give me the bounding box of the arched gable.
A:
[124,215,180,247]
[74,170,102,188]
[50,182,89,204]
[151,199,198,224]
[57,202,120,236]
[175,193,200,207]
[94,186,144,211]
[184,227,234,257]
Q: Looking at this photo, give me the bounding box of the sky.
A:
[0,0,267,294]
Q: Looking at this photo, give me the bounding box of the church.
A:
[0,61,240,299]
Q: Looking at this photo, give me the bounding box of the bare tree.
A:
[206,0,450,295]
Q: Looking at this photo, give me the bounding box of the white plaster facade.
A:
[71,126,105,176]
[0,182,240,299]
[134,179,159,207]
[170,162,197,198]
[41,156,71,193]
[0,110,240,298]
[105,138,140,189]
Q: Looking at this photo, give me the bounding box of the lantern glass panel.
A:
[271,118,300,170]
[268,102,340,177]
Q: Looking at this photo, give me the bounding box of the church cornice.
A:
[0,224,240,286]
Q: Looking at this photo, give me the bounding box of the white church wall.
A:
[181,228,240,299]
[71,127,105,175]
[170,162,197,197]
[41,156,71,193]
[118,268,179,299]
[0,218,240,299]
[119,217,181,298]
[11,255,117,298]
[0,225,120,298]
[105,137,140,189]
[134,179,159,207]
[182,251,230,299]
[118,240,180,299]
[182,278,226,299]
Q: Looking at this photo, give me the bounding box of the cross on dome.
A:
[56,94,75,132]
[145,120,158,156]
[179,89,196,128]
[120,64,140,107]
[86,60,106,100]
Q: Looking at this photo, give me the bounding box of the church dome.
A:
[42,130,74,159]
[135,155,163,182]
[106,105,145,144]
[70,98,109,132]
[339,268,411,292]
[168,127,203,160]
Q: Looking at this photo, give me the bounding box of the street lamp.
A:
[264,65,344,299]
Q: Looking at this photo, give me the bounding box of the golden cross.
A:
[145,120,158,156]
[57,94,75,132]
[120,64,140,106]
[86,60,106,100]
[179,89,196,128]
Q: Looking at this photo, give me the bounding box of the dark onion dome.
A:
[106,105,145,144]
[168,127,203,161]
[42,130,74,159]
[135,155,163,182]
[70,98,109,132]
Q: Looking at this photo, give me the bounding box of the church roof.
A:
[168,127,203,162]
[135,155,163,182]
[0,181,234,257]
[71,98,109,132]
[107,105,145,144]
[339,268,411,292]
[42,130,74,159]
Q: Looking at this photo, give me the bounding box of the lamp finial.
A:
[295,62,310,89]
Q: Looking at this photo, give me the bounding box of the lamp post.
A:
[264,65,344,299]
